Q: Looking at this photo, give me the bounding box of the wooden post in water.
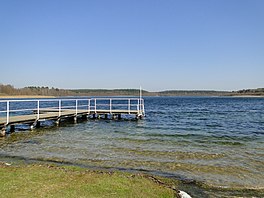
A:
[135,114,142,120]
[36,121,41,128]
[29,121,40,130]
[30,123,34,130]
[10,125,15,133]
[82,115,87,120]
[56,118,60,126]
[73,116,77,123]
[0,126,6,137]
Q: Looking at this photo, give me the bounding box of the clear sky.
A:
[0,0,263,91]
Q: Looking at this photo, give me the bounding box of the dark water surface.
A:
[1,97,264,197]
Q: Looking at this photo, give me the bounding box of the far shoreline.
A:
[229,95,264,98]
[0,94,264,99]
[0,95,56,99]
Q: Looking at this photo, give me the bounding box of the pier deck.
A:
[0,98,145,135]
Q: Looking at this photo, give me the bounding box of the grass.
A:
[0,164,175,198]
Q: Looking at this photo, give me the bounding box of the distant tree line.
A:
[234,88,264,96]
[71,89,146,96]
[1,83,263,97]
[156,90,230,96]
[0,84,74,96]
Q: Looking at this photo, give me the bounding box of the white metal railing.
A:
[0,98,145,125]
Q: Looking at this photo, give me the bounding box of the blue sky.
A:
[0,0,263,91]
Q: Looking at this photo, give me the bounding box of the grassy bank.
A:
[0,163,175,198]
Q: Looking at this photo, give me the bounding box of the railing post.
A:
[94,99,97,113]
[139,86,142,113]
[37,100,40,120]
[142,99,145,115]
[137,99,139,112]
[140,99,142,114]
[88,99,90,114]
[6,101,9,124]
[110,99,112,114]
[128,99,130,114]
[59,100,61,117]
[75,99,78,115]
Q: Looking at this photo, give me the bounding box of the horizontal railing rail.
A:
[0,98,145,125]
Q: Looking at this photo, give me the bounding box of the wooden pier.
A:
[0,98,145,136]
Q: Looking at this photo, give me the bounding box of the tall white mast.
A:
[139,86,142,112]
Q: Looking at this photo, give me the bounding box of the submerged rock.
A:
[177,190,192,198]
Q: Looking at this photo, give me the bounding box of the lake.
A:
[0,96,263,197]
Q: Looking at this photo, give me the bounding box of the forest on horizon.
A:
[0,84,263,97]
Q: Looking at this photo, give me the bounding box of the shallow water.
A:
[1,97,264,197]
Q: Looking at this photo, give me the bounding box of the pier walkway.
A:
[0,98,145,136]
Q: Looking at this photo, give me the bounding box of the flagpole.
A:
[139,86,142,112]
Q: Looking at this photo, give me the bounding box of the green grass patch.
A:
[0,164,175,198]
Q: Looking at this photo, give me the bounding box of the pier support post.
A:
[104,114,108,119]
[10,125,15,133]
[56,118,60,126]
[118,114,121,120]
[82,115,87,120]
[1,127,6,137]
[136,114,143,120]
[30,121,40,130]
[36,121,41,128]
[74,116,77,123]
[30,123,34,130]
[93,114,96,119]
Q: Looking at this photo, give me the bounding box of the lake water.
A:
[0,97,264,197]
